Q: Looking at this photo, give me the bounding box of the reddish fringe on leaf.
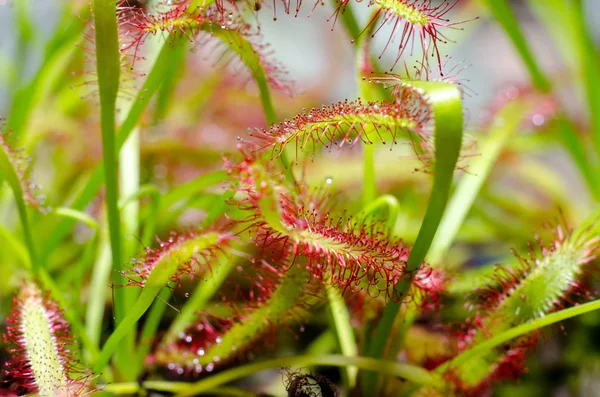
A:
[3,284,95,396]
[150,313,236,376]
[120,229,235,288]
[444,219,599,393]
[117,0,291,93]
[225,147,439,303]
[468,222,599,315]
[151,259,323,376]
[248,97,432,163]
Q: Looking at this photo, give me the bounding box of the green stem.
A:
[93,0,124,323]
[326,283,358,389]
[174,355,442,397]
[438,299,600,373]
[116,101,141,379]
[354,8,383,207]
[338,1,361,38]
[105,383,260,396]
[256,76,277,126]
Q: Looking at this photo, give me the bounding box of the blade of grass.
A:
[152,36,188,124]
[120,184,161,247]
[93,0,125,323]
[54,207,99,232]
[92,284,164,373]
[13,0,34,92]
[553,118,599,198]
[157,170,228,214]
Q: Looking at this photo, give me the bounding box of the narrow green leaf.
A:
[93,0,124,318]
[439,298,600,374]
[136,287,173,368]
[174,355,442,397]
[54,207,99,232]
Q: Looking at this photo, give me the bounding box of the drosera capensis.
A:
[1,1,600,396]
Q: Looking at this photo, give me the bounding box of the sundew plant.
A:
[2,0,600,396]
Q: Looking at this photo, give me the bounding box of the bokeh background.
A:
[2,1,600,396]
